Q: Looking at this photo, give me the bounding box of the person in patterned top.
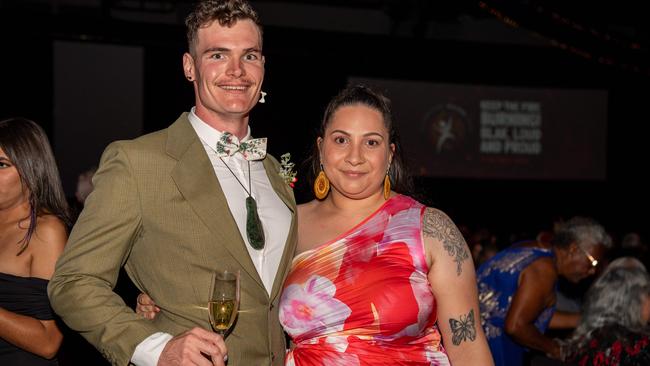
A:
[564,257,650,366]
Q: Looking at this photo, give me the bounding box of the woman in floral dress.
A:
[278,85,492,365]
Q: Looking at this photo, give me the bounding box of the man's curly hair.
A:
[185,0,262,56]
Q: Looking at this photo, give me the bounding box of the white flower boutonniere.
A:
[279,153,298,188]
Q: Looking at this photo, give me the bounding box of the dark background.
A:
[3,0,649,238]
[1,1,649,364]
[1,0,648,241]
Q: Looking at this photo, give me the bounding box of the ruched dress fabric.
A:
[0,272,58,365]
[279,195,450,366]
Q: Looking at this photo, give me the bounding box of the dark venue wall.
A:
[2,1,648,235]
[0,1,648,363]
[1,1,648,232]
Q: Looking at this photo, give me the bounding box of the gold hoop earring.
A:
[383,171,391,200]
[314,166,330,200]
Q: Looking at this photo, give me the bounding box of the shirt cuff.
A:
[131,332,173,366]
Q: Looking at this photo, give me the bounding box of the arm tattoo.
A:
[423,207,470,275]
[449,309,477,346]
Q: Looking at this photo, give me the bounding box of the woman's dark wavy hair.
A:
[306,84,414,197]
[0,118,71,255]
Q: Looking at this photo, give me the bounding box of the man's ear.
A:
[182,53,196,81]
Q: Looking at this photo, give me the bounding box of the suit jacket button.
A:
[269,303,274,310]
[271,352,276,361]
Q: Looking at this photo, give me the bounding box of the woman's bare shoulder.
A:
[29,215,68,279]
[30,215,67,255]
[523,255,558,279]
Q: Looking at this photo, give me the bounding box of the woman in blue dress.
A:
[477,216,611,365]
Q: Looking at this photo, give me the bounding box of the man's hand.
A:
[158,328,227,366]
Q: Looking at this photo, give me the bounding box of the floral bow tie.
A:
[216,132,267,160]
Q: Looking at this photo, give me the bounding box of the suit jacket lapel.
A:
[262,157,298,301]
[166,114,263,289]
[262,158,295,213]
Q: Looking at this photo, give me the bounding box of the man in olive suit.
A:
[48,1,296,365]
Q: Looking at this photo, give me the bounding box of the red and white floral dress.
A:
[279,195,450,365]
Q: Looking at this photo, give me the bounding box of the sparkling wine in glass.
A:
[208,270,240,337]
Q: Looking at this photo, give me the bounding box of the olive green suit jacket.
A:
[48,113,297,365]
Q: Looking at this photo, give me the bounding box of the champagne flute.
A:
[208,270,240,337]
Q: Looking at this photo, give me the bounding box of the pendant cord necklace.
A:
[218,157,266,250]
[219,156,252,197]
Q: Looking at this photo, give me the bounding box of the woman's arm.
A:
[548,310,580,329]
[504,257,562,359]
[136,293,160,319]
[0,309,62,359]
[0,216,66,359]
[423,208,494,365]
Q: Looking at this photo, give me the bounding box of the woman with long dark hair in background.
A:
[0,118,71,364]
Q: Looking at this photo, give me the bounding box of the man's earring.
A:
[259,91,267,103]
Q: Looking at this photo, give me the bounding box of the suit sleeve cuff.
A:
[131,332,173,366]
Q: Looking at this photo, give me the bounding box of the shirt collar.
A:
[188,107,253,150]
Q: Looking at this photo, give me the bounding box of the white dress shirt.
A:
[131,109,292,365]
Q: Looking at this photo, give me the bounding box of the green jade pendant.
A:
[245,196,265,249]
